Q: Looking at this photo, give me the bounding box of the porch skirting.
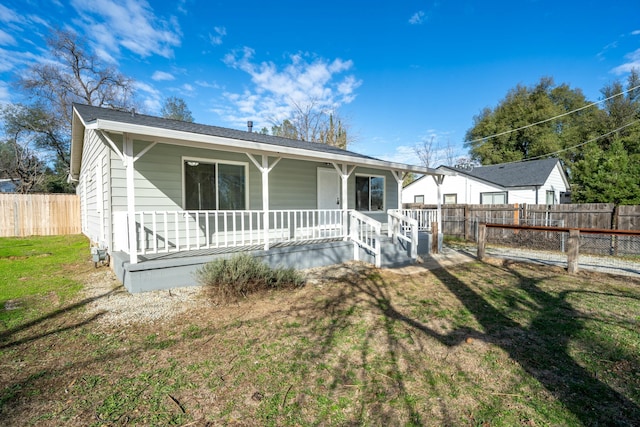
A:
[113,240,357,293]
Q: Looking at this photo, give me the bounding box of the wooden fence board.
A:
[0,194,81,237]
[407,203,639,240]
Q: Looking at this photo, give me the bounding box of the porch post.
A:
[432,174,445,252]
[332,163,356,240]
[261,155,270,251]
[391,171,404,211]
[124,134,137,264]
[247,154,281,251]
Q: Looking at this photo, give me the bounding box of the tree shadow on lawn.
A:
[289,261,640,426]
[426,259,640,426]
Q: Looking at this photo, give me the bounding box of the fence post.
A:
[464,205,470,241]
[567,229,580,274]
[431,221,439,254]
[477,223,486,260]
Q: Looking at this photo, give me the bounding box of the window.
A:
[546,190,555,205]
[480,192,507,205]
[355,175,384,211]
[184,159,246,210]
[414,195,424,204]
[443,194,457,204]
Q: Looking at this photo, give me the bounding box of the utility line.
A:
[498,120,640,165]
[466,83,640,145]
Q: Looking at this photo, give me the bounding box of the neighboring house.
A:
[403,158,569,206]
[0,179,17,193]
[70,104,443,292]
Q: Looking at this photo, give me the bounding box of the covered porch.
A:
[113,207,440,292]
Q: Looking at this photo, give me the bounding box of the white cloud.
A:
[0,29,16,46]
[195,80,220,89]
[0,81,10,104]
[134,80,162,113]
[219,48,362,128]
[70,0,182,59]
[612,48,640,75]
[209,26,226,46]
[632,30,640,36]
[409,11,425,25]
[0,4,22,24]
[152,70,175,81]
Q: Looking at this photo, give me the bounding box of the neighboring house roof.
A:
[440,158,565,188]
[0,179,17,193]
[70,103,440,181]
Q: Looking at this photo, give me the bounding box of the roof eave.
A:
[89,119,442,175]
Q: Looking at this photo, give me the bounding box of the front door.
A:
[317,168,341,209]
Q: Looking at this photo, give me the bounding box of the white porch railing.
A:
[387,210,419,260]
[349,210,382,268]
[123,209,345,255]
[391,209,437,231]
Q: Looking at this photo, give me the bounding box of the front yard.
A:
[1,236,639,426]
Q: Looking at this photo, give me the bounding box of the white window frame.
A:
[480,191,507,205]
[182,156,249,210]
[414,195,424,204]
[546,190,555,205]
[355,173,385,212]
[443,194,457,204]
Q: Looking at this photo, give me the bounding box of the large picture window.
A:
[184,160,246,210]
[355,175,384,211]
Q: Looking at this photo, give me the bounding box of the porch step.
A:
[358,232,433,268]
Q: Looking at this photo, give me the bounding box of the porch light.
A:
[187,161,199,167]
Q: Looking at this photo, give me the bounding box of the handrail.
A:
[349,210,382,267]
[387,210,419,259]
[389,208,436,231]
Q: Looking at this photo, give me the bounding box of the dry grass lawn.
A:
[1,245,639,426]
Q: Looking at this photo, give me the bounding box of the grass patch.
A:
[0,235,89,328]
[0,239,639,425]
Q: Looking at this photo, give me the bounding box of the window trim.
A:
[182,156,249,210]
[480,191,507,205]
[414,195,425,204]
[443,193,457,205]
[546,190,555,205]
[355,173,385,212]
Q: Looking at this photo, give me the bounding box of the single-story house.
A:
[70,104,446,292]
[402,158,569,206]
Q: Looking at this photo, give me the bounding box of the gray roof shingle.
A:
[73,103,377,161]
[442,158,561,187]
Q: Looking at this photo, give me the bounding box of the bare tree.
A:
[270,99,353,149]
[0,106,49,193]
[9,28,136,191]
[415,136,439,168]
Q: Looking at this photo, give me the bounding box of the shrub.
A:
[194,253,304,302]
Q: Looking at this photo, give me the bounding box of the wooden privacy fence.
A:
[0,194,80,237]
[404,203,640,240]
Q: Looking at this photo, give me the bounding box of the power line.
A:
[498,120,640,165]
[466,83,640,145]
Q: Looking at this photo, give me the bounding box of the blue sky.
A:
[1,0,639,166]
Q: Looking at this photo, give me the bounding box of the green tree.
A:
[570,70,640,203]
[572,139,640,205]
[465,77,597,166]
[161,96,194,122]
